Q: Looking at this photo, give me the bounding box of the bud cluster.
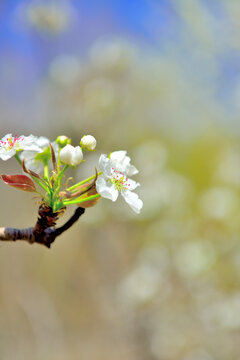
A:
[0,132,142,215]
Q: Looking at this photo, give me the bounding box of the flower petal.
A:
[0,133,12,144]
[21,144,43,152]
[17,135,42,151]
[127,178,140,190]
[71,146,83,166]
[35,136,50,147]
[121,190,143,213]
[126,164,139,176]
[0,148,16,161]
[99,154,112,177]
[110,150,127,162]
[110,151,139,175]
[96,176,119,201]
[59,144,73,164]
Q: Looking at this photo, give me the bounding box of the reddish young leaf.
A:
[1,174,37,192]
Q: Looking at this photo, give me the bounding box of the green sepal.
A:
[63,193,101,206]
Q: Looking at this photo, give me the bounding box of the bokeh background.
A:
[1,0,240,359]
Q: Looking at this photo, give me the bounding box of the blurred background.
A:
[1,0,240,359]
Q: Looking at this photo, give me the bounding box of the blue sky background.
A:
[0,0,176,50]
[0,0,178,115]
[1,1,156,48]
[1,0,240,132]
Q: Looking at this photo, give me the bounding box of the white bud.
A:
[71,146,83,166]
[80,135,97,151]
[59,144,83,166]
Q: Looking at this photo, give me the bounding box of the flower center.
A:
[109,168,131,191]
[0,136,23,151]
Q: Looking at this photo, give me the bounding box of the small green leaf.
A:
[1,174,37,192]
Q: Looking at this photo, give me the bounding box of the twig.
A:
[0,207,85,248]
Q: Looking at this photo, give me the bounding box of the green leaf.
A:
[1,174,37,192]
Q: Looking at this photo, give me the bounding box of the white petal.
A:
[99,154,112,177]
[20,135,36,145]
[0,148,16,160]
[23,157,44,174]
[127,178,140,190]
[59,144,73,164]
[20,150,36,164]
[0,133,12,143]
[21,144,43,152]
[111,156,128,173]
[96,176,119,201]
[121,190,143,214]
[122,156,139,175]
[126,164,139,176]
[110,150,127,162]
[71,146,83,166]
[27,160,44,174]
[14,135,40,152]
[36,136,50,147]
[20,138,51,161]
[110,151,139,176]
[121,155,130,167]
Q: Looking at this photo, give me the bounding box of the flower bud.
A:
[80,135,97,151]
[59,144,83,166]
[56,135,71,148]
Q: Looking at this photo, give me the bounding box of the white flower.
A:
[59,144,83,166]
[80,135,97,151]
[96,152,143,214]
[20,136,58,174]
[0,134,41,161]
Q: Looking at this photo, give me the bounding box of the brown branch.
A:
[0,207,85,248]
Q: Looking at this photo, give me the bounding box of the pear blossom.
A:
[59,144,83,166]
[80,135,97,151]
[0,134,41,161]
[20,136,58,174]
[96,152,143,214]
